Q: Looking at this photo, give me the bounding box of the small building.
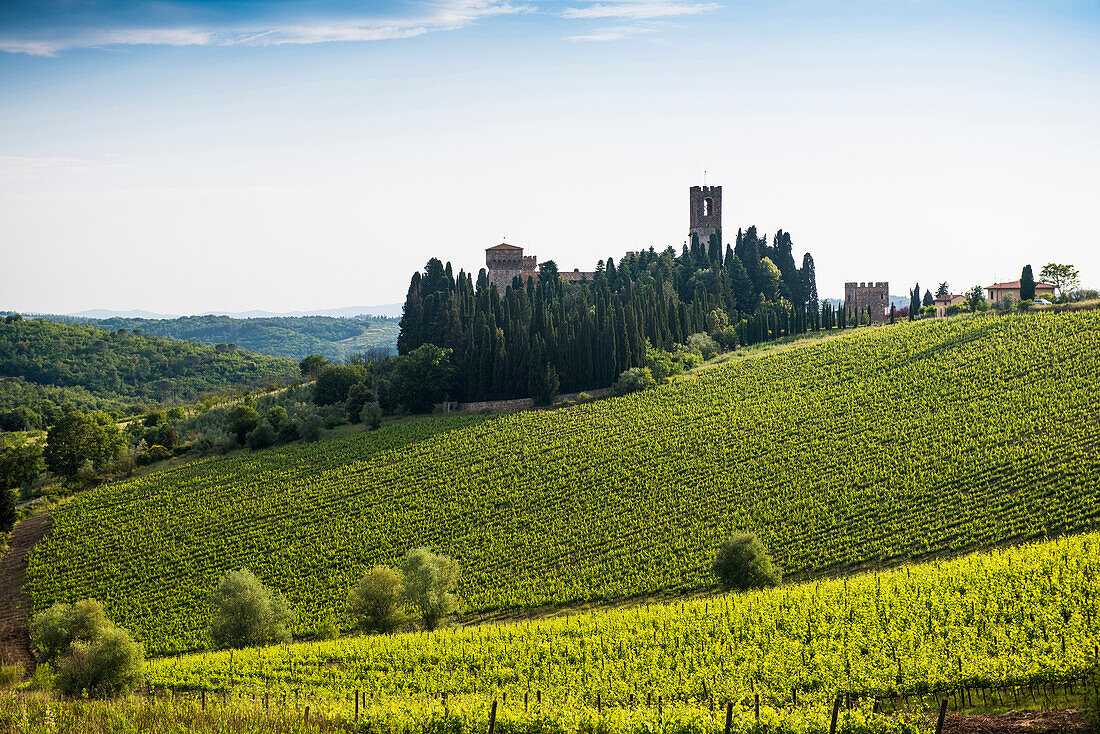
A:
[485,243,594,292]
[933,294,966,318]
[985,280,1056,304]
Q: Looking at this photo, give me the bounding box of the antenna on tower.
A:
[704,170,707,186]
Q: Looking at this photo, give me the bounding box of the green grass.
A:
[25,311,1100,654]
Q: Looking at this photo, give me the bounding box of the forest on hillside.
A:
[398,227,827,402]
[0,316,299,429]
[19,313,400,361]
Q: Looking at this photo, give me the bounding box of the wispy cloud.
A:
[562,0,719,21]
[564,24,657,41]
[0,0,528,56]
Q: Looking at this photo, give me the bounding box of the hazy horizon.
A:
[2,0,1098,314]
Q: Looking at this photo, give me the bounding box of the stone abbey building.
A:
[486,183,725,293]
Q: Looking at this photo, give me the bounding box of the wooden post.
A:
[202,689,206,711]
[754,694,759,720]
[724,701,733,734]
[597,693,602,714]
[356,690,360,721]
[935,699,948,734]
[488,700,499,734]
[304,706,310,724]
[658,695,663,722]
[829,696,841,734]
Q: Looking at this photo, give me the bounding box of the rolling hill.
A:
[0,317,299,423]
[25,311,1100,653]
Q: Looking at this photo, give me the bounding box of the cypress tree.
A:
[1020,265,1036,301]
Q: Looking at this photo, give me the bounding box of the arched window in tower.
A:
[703,198,713,217]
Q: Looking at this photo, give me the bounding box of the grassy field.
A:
[25,310,1100,653]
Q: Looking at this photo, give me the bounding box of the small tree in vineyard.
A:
[712,533,782,591]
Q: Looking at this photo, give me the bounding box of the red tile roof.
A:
[986,280,1055,290]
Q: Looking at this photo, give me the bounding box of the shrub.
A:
[711,533,782,591]
[144,445,172,463]
[686,332,719,360]
[228,405,259,445]
[0,663,23,689]
[296,414,324,442]
[613,367,656,396]
[166,407,185,421]
[400,548,460,631]
[245,421,276,450]
[55,627,144,699]
[360,402,383,431]
[208,568,293,649]
[30,599,110,665]
[348,566,408,633]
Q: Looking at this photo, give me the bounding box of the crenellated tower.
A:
[689,185,722,247]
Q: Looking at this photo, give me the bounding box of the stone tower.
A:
[689,185,722,246]
[485,243,536,293]
[844,281,890,324]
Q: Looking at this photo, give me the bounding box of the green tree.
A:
[208,569,293,649]
[360,402,383,430]
[711,533,782,591]
[529,362,560,406]
[1019,265,1035,302]
[613,367,657,395]
[347,566,408,633]
[298,354,329,378]
[55,627,144,699]
[936,282,950,299]
[399,548,460,631]
[1040,263,1079,298]
[965,285,987,312]
[245,420,276,450]
[922,290,934,307]
[30,599,111,666]
[43,412,121,478]
[228,405,259,445]
[0,442,44,526]
[390,345,454,414]
[313,365,369,406]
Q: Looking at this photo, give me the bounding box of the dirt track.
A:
[0,513,50,676]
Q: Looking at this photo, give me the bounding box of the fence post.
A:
[202,689,206,711]
[304,706,309,724]
[356,690,360,721]
[488,700,499,734]
[935,699,948,734]
[754,694,759,721]
[829,696,841,734]
[724,701,733,734]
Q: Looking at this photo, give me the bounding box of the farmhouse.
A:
[985,280,1055,304]
[933,293,966,318]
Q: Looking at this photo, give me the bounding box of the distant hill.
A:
[7,313,401,362]
[0,317,299,425]
[28,311,1100,652]
[64,303,405,320]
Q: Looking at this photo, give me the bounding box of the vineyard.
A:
[25,311,1100,654]
[142,534,1100,731]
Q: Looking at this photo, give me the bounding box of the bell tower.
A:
[689,185,722,246]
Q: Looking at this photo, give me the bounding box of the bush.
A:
[711,533,782,591]
[613,367,656,396]
[686,332,719,360]
[166,407,185,421]
[228,405,259,445]
[296,414,324,442]
[0,663,23,688]
[208,568,293,649]
[55,627,144,699]
[245,420,276,450]
[314,365,369,406]
[400,548,460,631]
[360,402,383,431]
[143,445,172,463]
[347,566,408,633]
[30,599,110,665]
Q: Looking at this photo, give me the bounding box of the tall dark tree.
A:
[1020,265,1036,301]
[936,282,950,299]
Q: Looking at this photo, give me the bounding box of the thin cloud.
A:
[562,0,720,20]
[0,155,126,183]
[564,24,656,41]
[0,0,527,56]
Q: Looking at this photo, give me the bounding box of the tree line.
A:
[397,227,821,403]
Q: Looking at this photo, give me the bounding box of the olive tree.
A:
[208,569,293,649]
[400,548,460,631]
[347,566,408,633]
[712,533,782,591]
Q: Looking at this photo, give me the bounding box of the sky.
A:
[1,0,1098,314]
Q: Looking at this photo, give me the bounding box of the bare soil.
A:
[0,513,50,676]
[947,708,1091,733]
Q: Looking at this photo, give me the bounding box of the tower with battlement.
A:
[689,185,722,247]
[485,243,537,293]
[844,281,889,324]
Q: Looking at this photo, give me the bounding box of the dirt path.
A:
[0,513,51,676]
[947,708,1089,733]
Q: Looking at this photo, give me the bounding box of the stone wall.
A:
[439,387,612,414]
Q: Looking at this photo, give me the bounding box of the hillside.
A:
[0,317,299,424]
[147,532,1099,710]
[25,311,1100,653]
[18,313,400,362]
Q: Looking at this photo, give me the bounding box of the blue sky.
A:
[1,1,1098,313]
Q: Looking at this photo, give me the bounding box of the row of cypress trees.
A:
[397,227,823,402]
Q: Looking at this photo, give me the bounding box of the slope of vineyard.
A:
[146,534,1099,723]
[26,311,1100,653]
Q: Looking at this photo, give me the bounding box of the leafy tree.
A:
[613,367,657,395]
[245,420,276,450]
[228,405,260,445]
[30,599,111,666]
[313,365,369,406]
[965,285,987,312]
[399,548,460,631]
[208,568,293,649]
[55,627,144,699]
[299,354,330,378]
[0,442,44,522]
[645,347,680,384]
[344,382,374,422]
[711,533,782,591]
[922,290,934,308]
[936,282,950,299]
[43,412,122,478]
[347,566,408,633]
[390,345,454,414]
[360,402,383,430]
[1040,263,1079,298]
[1019,265,1036,302]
